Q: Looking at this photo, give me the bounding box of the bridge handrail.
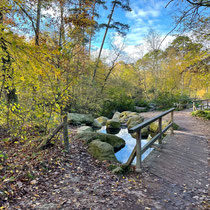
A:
[128,108,175,133]
[126,108,175,173]
[193,99,209,111]
[193,99,210,103]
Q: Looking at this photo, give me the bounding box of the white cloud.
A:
[91,33,175,64]
[91,0,176,63]
[128,8,160,19]
[122,0,174,54]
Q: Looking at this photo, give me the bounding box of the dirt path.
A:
[7,109,209,209]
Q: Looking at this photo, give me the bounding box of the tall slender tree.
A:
[92,0,131,83]
[35,0,42,45]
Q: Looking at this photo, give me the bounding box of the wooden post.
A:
[63,114,70,153]
[170,111,174,135]
[158,117,162,144]
[136,130,142,173]
[193,102,195,111]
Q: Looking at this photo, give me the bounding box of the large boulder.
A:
[119,111,131,124]
[77,126,93,134]
[141,127,149,138]
[149,120,170,137]
[92,119,102,129]
[96,116,108,126]
[106,119,120,130]
[106,128,120,135]
[112,112,121,120]
[120,111,132,118]
[68,113,94,125]
[130,127,149,139]
[126,115,144,130]
[134,106,147,113]
[88,140,118,162]
[75,132,125,152]
[112,166,123,174]
[119,111,140,124]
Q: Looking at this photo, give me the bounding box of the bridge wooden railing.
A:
[193,99,209,111]
[126,108,175,172]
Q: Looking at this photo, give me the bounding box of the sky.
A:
[22,0,182,63]
[92,0,177,63]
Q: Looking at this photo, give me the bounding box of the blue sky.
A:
[115,0,173,45]
[92,0,177,62]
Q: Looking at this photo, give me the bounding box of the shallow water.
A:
[98,126,153,164]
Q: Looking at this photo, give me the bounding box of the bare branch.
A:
[186,0,210,7]
[165,0,174,8]
[158,6,195,50]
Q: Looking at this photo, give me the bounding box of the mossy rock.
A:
[109,164,131,174]
[120,111,132,118]
[119,116,129,124]
[112,112,121,120]
[75,132,125,152]
[96,116,108,126]
[68,113,94,125]
[92,119,102,129]
[112,166,123,174]
[134,106,148,113]
[149,120,170,137]
[130,127,149,139]
[106,128,121,135]
[88,140,118,162]
[106,119,120,130]
[77,126,93,134]
[126,115,144,130]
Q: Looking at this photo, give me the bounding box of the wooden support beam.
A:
[141,133,161,155]
[193,102,196,111]
[136,130,142,173]
[63,114,70,153]
[170,111,174,135]
[158,117,162,144]
[125,145,136,166]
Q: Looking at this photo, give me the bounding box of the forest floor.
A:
[0,109,209,209]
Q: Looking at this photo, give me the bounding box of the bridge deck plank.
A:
[140,109,209,190]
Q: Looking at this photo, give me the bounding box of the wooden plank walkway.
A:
[141,109,209,190]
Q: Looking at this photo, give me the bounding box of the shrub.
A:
[100,95,135,118]
[152,92,176,109]
[134,99,150,108]
[153,92,191,110]
[192,109,210,120]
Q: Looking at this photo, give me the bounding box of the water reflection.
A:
[98,126,153,164]
[106,128,120,134]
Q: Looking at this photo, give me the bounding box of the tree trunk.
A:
[0,11,3,23]
[63,114,70,153]
[59,0,65,48]
[35,0,42,46]
[88,0,96,56]
[0,12,18,106]
[92,1,117,83]
[0,11,4,100]
[57,0,65,70]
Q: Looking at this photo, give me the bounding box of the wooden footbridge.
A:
[126,103,209,190]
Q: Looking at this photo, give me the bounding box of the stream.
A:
[98,126,153,164]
